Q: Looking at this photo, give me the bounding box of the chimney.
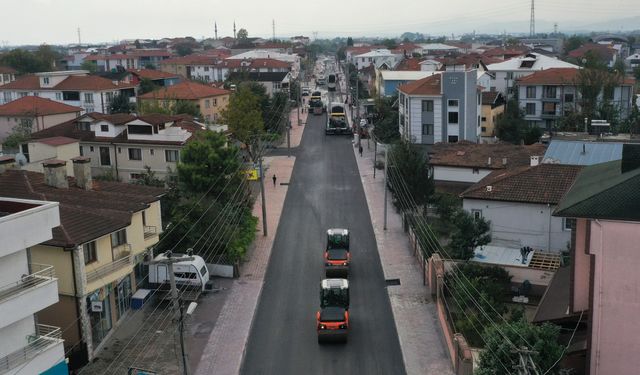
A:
[487,157,492,166]
[621,144,640,174]
[42,160,69,189]
[502,157,507,166]
[72,156,92,190]
[0,156,15,173]
[530,155,540,167]
[581,143,586,155]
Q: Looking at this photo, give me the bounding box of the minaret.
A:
[214,21,218,40]
[233,21,237,40]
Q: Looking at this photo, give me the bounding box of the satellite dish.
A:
[14,153,27,166]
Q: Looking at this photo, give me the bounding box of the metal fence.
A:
[0,324,63,372]
[0,264,55,302]
[86,253,132,284]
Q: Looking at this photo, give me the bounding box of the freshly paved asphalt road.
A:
[241,112,406,374]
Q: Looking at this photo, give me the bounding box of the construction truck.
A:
[316,278,349,343]
[325,103,350,135]
[327,74,336,92]
[324,228,350,277]
[309,91,325,115]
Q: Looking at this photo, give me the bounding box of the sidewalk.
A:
[195,109,302,375]
[352,141,454,375]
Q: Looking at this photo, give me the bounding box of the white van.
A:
[149,253,210,300]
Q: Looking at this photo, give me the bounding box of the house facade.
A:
[0,70,137,114]
[376,70,436,97]
[554,145,640,375]
[398,70,480,145]
[516,68,635,130]
[227,71,291,97]
[354,49,401,70]
[0,161,164,369]
[461,163,582,252]
[0,66,16,86]
[0,196,68,375]
[480,91,505,138]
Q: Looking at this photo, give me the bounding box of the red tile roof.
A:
[429,142,547,169]
[138,81,230,100]
[0,66,17,74]
[395,58,424,71]
[132,49,172,57]
[397,74,442,95]
[0,75,40,90]
[127,68,179,80]
[34,136,78,146]
[0,96,82,116]
[568,43,615,61]
[460,163,583,205]
[517,67,635,86]
[482,47,527,58]
[248,58,290,69]
[0,74,136,91]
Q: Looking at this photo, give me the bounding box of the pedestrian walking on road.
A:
[272,174,277,187]
[358,144,363,157]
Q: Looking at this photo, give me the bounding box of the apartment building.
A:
[480,91,505,138]
[0,196,68,374]
[0,159,164,369]
[0,70,137,113]
[398,70,481,145]
[516,67,635,130]
[29,112,205,183]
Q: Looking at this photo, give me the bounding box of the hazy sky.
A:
[1,0,638,45]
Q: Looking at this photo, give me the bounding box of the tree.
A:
[381,38,398,50]
[174,100,201,118]
[0,48,49,73]
[634,66,640,81]
[80,60,97,73]
[109,93,134,114]
[134,39,142,49]
[139,78,159,95]
[612,58,626,75]
[495,100,541,144]
[346,37,354,47]
[222,86,264,160]
[388,140,434,211]
[33,44,60,70]
[175,43,193,57]
[447,210,491,260]
[372,96,400,143]
[563,35,587,55]
[2,120,32,151]
[133,166,164,187]
[575,68,623,128]
[237,28,249,41]
[476,320,564,375]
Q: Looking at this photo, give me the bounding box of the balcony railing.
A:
[0,264,55,303]
[144,225,158,239]
[0,324,63,372]
[86,253,132,284]
[112,243,131,260]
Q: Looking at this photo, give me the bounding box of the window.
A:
[422,123,434,135]
[526,103,536,115]
[526,86,536,98]
[448,135,459,143]
[33,92,39,97]
[84,241,97,264]
[544,86,556,98]
[43,77,50,85]
[471,209,482,220]
[128,148,142,160]
[55,92,62,100]
[448,112,459,124]
[111,229,127,247]
[90,146,94,152]
[212,98,217,106]
[165,149,179,162]
[200,266,207,277]
[130,173,143,180]
[562,218,575,231]
[63,91,80,101]
[3,92,11,102]
[481,126,487,132]
[204,66,209,72]
[79,146,84,156]
[205,99,210,108]
[564,93,574,103]
[19,92,28,98]
[84,93,94,103]
[448,99,458,107]
[481,117,487,122]
[421,100,433,112]
[472,168,480,174]
[100,124,109,132]
[99,147,111,166]
[150,149,154,155]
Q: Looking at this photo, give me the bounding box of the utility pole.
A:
[514,347,541,375]
[383,147,389,230]
[258,147,267,236]
[154,251,195,375]
[373,139,377,178]
[272,19,276,41]
[530,0,535,37]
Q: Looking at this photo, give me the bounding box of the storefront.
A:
[86,287,112,349]
[115,275,132,320]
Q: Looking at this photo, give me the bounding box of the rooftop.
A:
[429,142,547,169]
[517,67,634,86]
[461,163,583,205]
[543,140,623,166]
[0,73,136,91]
[0,96,82,116]
[127,68,180,80]
[397,73,442,95]
[487,53,579,71]
[0,66,17,74]
[138,81,230,100]
[380,70,437,81]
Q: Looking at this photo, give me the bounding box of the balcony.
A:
[86,249,132,285]
[144,225,158,240]
[0,264,58,328]
[0,324,65,374]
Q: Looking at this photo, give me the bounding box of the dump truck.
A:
[316,278,349,343]
[327,74,336,92]
[324,228,350,277]
[309,91,325,115]
[325,103,350,135]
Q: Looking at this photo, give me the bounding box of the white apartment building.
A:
[0,197,67,374]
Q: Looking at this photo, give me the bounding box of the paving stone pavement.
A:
[195,110,302,375]
[353,140,455,375]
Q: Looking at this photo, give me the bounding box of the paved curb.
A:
[352,141,454,375]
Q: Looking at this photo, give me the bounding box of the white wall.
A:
[463,198,571,252]
[0,316,35,358]
[433,166,492,184]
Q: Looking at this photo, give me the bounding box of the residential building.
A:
[159,54,219,79]
[394,57,424,71]
[29,112,205,182]
[486,53,579,96]
[0,66,16,86]
[516,68,635,130]
[553,144,640,375]
[0,196,68,375]
[190,58,291,83]
[417,43,459,56]
[461,162,582,252]
[568,43,618,68]
[626,53,640,69]
[137,81,230,123]
[397,70,481,145]
[376,70,437,97]
[0,160,164,368]
[21,136,81,176]
[0,96,82,143]
[480,91,505,138]
[353,49,401,70]
[226,50,299,77]
[290,35,310,45]
[543,140,624,165]
[84,54,141,71]
[428,142,547,193]
[227,71,291,97]
[0,70,137,113]
[101,69,181,87]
